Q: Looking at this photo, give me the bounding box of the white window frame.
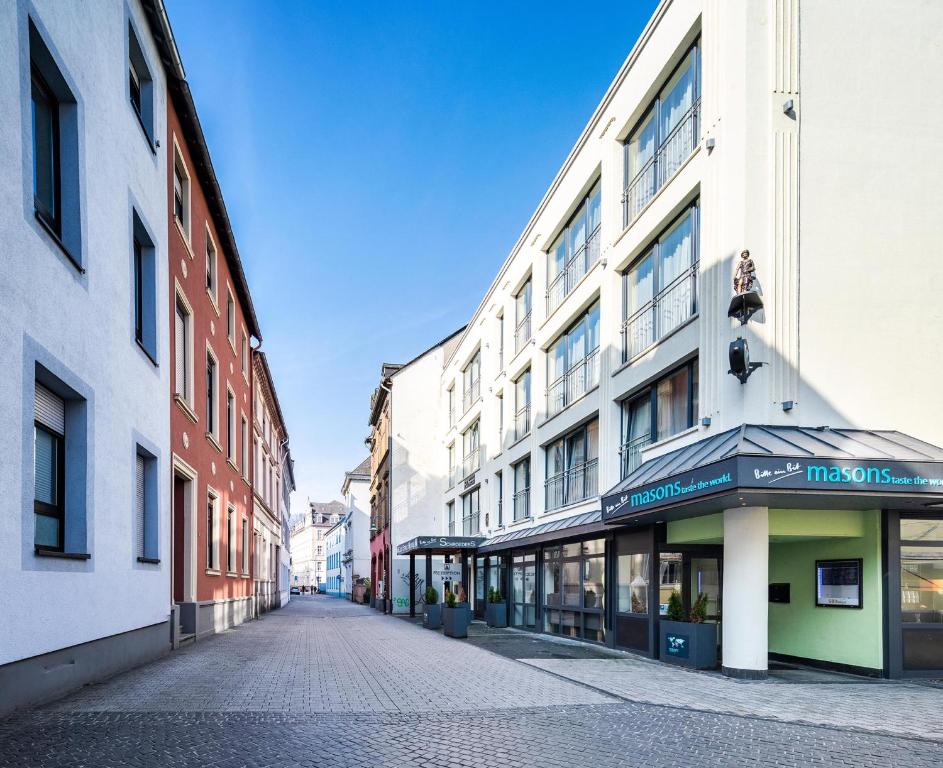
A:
[205,225,219,312]
[226,383,236,465]
[206,487,220,573]
[227,504,236,574]
[172,136,191,246]
[241,328,249,382]
[174,282,196,416]
[241,412,249,481]
[205,342,220,446]
[226,284,236,352]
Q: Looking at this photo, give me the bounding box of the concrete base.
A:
[177,597,254,640]
[0,620,170,716]
[721,665,769,680]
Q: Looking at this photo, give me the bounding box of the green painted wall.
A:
[768,509,883,671]
[667,513,723,544]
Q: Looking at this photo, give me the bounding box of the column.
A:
[409,554,416,617]
[425,551,433,601]
[460,551,469,601]
[722,506,769,679]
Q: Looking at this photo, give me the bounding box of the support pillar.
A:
[722,506,769,679]
[425,551,433,599]
[460,551,469,601]
[409,555,416,617]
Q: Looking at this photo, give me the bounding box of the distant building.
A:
[290,501,343,590]
[341,458,371,599]
[324,518,344,596]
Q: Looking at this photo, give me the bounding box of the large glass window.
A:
[512,458,530,521]
[620,360,697,477]
[547,181,602,314]
[447,500,455,536]
[462,350,481,413]
[545,420,598,511]
[513,369,531,441]
[34,384,65,552]
[547,303,600,417]
[617,553,651,614]
[543,539,605,642]
[462,420,480,478]
[31,67,60,235]
[623,202,699,361]
[900,516,943,670]
[515,279,533,353]
[461,488,480,535]
[623,42,700,225]
[511,552,537,629]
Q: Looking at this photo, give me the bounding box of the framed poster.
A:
[815,559,863,608]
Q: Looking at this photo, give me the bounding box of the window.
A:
[205,352,218,438]
[514,279,532,354]
[34,383,65,551]
[174,295,192,402]
[623,202,699,361]
[497,315,504,371]
[544,538,606,642]
[206,492,218,570]
[227,389,235,461]
[496,391,503,448]
[135,447,157,561]
[462,350,481,414]
[241,416,249,478]
[132,211,157,361]
[447,501,455,536]
[242,518,249,573]
[547,181,602,315]
[31,66,60,236]
[447,443,456,487]
[617,553,651,614]
[462,420,480,479]
[495,471,503,528]
[127,22,154,142]
[547,303,600,418]
[227,506,236,573]
[205,231,217,302]
[461,488,480,536]
[172,142,190,239]
[512,458,530,522]
[546,419,599,511]
[227,289,235,347]
[623,41,700,225]
[513,369,531,441]
[447,385,455,428]
[620,360,698,477]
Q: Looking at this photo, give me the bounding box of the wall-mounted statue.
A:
[733,249,756,294]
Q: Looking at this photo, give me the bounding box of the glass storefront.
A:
[511,552,537,629]
[658,552,682,614]
[542,538,605,642]
[617,552,650,615]
[900,517,943,670]
[487,555,505,600]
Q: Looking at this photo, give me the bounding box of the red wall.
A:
[167,99,254,605]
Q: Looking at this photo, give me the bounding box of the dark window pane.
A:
[34,426,58,505]
[134,239,144,342]
[31,72,58,229]
[901,547,943,622]
[34,512,60,549]
[902,629,943,670]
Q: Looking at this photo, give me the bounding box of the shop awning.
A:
[396,536,484,556]
[602,425,943,526]
[477,509,606,554]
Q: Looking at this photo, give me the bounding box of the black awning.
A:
[602,425,943,526]
[396,535,484,555]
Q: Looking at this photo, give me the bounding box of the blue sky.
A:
[164,0,660,505]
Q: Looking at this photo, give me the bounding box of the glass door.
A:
[474,556,486,619]
[512,552,537,630]
[899,517,943,672]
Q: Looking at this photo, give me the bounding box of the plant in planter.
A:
[486,587,507,628]
[659,590,717,670]
[362,578,372,606]
[442,588,470,638]
[423,586,441,630]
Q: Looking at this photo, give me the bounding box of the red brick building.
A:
[167,81,262,641]
[368,365,399,612]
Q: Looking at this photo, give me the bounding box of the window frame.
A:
[206,489,219,572]
[205,345,219,443]
[546,180,602,314]
[33,419,65,553]
[205,226,218,308]
[174,286,195,409]
[30,64,61,237]
[171,137,191,243]
[226,385,236,464]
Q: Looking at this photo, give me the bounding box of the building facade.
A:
[291,501,343,591]
[395,0,943,679]
[167,44,262,641]
[0,0,173,713]
[325,519,344,596]
[279,447,295,606]
[341,458,371,599]
[368,365,398,610]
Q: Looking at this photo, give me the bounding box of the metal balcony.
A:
[546,348,600,419]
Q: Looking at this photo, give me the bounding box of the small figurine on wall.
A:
[733,249,756,294]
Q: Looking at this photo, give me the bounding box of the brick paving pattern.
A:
[1,596,941,767]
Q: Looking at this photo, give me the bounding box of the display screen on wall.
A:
[815,559,862,608]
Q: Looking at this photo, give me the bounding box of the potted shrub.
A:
[363,578,372,607]
[423,586,441,630]
[486,587,507,628]
[442,590,470,638]
[659,591,718,670]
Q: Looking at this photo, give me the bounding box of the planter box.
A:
[659,620,718,670]
[423,603,442,630]
[375,598,386,613]
[486,602,507,628]
[368,594,374,608]
[442,604,470,638]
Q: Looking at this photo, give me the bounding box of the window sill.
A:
[205,433,222,453]
[507,516,532,528]
[131,103,157,156]
[226,571,239,577]
[35,547,90,560]
[135,337,159,367]
[538,383,600,432]
[611,314,698,376]
[542,496,598,517]
[137,556,160,564]
[34,210,84,274]
[205,568,221,576]
[540,259,603,335]
[174,219,193,257]
[174,395,199,424]
[227,458,239,472]
[206,289,220,317]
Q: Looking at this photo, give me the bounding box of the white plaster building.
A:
[0,0,172,713]
[394,0,943,678]
[291,501,343,591]
[325,519,344,596]
[341,458,371,598]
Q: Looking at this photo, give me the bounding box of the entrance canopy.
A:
[396,535,484,556]
[602,425,943,526]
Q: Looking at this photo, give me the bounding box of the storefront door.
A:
[511,552,537,629]
[895,514,943,674]
[474,556,486,619]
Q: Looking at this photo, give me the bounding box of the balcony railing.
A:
[497,497,503,527]
[448,407,456,429]
[514,312,532,355]
[623,99,700,227]
[513,489,530,522]
[513,404,531,442]
[448,464,459,488]
[544,458,599,512]
[546,225,601,316]
[546,348,600,419]
[619,434,653,479]
[462,511,480,536]
[462,446,481,479]
[622,262,698,362]
[462,378,480,414]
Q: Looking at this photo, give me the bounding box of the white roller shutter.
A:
[35,383,65,434]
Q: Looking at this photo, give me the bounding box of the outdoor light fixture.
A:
[728,337,763,384]
[783,98,794,114]
[705,137,716,151]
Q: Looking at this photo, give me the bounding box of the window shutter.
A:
[35,383,65,434]
[136,454,146,557]
[175,302,186,395]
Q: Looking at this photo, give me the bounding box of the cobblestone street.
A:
[2,597,942,767]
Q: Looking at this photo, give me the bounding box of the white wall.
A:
[0,0,171,665]
[343,475,371,591]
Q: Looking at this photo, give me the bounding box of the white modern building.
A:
[0,0,172,713]
[395,0,943,679]
[290,501,343,591]
[341,458,371,598]
[324,518,344,596]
